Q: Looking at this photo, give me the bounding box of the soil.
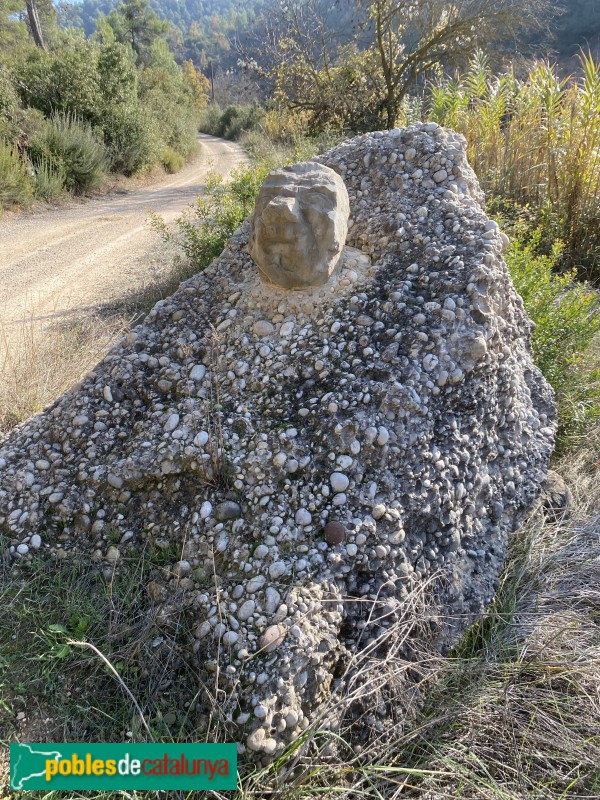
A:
[0,134,247,331]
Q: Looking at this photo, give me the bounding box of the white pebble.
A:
[295,509,312,526]
[164,414,179,432]
[377,427,390,446]
[269,561,286,580]
[200,500,212,519]
[330,472,349,493]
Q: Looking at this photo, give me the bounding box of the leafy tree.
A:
[367,0,557,127]
[0,0,35,52]
[181,59,210,107]
[106,0,170,64]
[265,0,557,130]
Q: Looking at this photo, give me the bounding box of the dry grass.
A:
[427,52,600,275]
[0,313,130,435]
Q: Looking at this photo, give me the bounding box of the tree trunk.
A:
[385,94,398,129]
[25,0,45,49]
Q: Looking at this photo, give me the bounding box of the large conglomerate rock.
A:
[248,161,350,289]
[0,124,555,762]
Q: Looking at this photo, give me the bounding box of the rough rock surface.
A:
[248,161,350,288]
[0,124,555,761]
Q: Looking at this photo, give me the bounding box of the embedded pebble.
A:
[259,624,287,653]
[164,414,180,432]
[295,509,312,526]
[215,501,242,521]
[324,521,346,545]
[330,472,349,493]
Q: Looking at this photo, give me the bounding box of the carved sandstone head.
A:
[248,162,350,290]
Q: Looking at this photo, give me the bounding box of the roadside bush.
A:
[200,104,265,140]
[18,43,101,124]
[198,104,224,136]
[0,68,20,121]
[220,104,265,140]
[102,105,159,175]
[0,139,34,211]
[506,230,600,449]
[30,113,106,194]
[33,154,66,201]
[150,163,270,268]
[0,69,21,143]
[160,146,184,174]
[165,115,199,158]
[138,66,200,159]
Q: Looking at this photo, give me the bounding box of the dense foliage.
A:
[0,0,209,211]
[57,0,266,69]
[506,231,600,448]
[54,0,600,79]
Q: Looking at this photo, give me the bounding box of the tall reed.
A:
[427,52,600,275]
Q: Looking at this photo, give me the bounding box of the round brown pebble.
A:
[324,520,346,545]
[259,624,287,653]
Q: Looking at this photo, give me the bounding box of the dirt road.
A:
[0,134,247,329]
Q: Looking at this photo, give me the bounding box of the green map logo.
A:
[10,743,237,790]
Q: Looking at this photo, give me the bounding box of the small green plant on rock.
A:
[150,163,270,269]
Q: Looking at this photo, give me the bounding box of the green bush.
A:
[101,105,159,174]
[33,155,66,201]
[18,44,100,124]
[30,113,106,194]
[0,69,21,143]
[198,104,224,136]
[0,139,34,211]
[199,104,265,141]
[160,146,184,173]
[0,68,20,122]
[220,104,265,140]
[150,163,270,268]
[506,230,600,450]
[138,66,200,159]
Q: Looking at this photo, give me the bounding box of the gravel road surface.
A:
[0,134,247,329]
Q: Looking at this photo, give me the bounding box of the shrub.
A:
[199,104,224,136]
[33,155,66,201]
[0,139,34,211]
[138,66,200,159]
[150,163,270,268]
[0,68,20,122]
[199,104,265,140]
[30,113,106,194]
[506,230,600,449]
[220,104,265,140]
[160,146,184,173]
[18,44,101,124]
[101,105,159,175]
[0,69,21,144]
